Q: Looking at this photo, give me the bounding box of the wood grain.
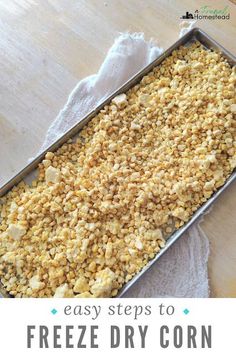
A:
[0,0,235,297]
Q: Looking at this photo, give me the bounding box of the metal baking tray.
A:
[0,28,235,298]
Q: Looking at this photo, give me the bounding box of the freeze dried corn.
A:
[0,42,236,298]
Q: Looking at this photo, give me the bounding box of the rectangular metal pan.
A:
[0,28,235,298]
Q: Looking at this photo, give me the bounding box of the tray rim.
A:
[0,27,236,298]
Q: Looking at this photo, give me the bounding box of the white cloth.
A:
[41,32,209,298]
[41,33,162,151]
[179,20,196,38]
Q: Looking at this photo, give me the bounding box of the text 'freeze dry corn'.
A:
[0,42,236,297]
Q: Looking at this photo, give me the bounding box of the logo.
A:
[181,11,194,19]
[180,6,230,20]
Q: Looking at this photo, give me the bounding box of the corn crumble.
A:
[0,42,236,297]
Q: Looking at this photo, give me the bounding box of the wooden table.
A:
[0,0,235,297]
